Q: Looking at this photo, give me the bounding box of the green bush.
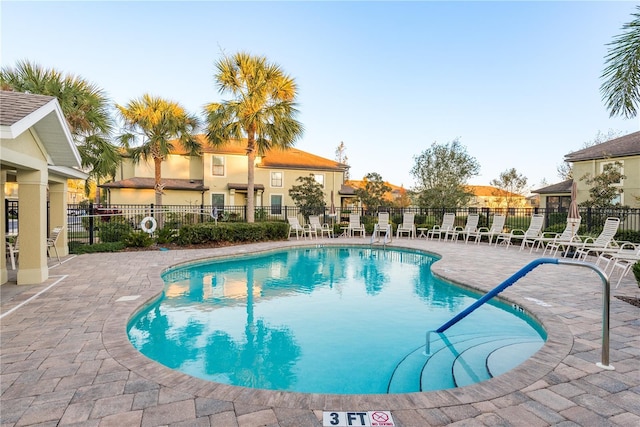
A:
[69,241,126,254]
[98,218,134,242]
[124,231,155,248]
[175,221,289,245]
[156,226,177,244]
[632,261,640,286]
[614,230,640,244]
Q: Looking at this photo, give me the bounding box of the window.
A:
[314,174,324,187]
[600,161,623,186]
[271,172,283,188]
[546,196,571,211]
[211,194,224,209]
[271,194,282,214]
[211,156,225,176]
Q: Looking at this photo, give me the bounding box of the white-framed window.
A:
[314,174,324,187]
[600,161,624,186]
[211,155,225,176]
[270,194,283,214]
[271,172,283,188]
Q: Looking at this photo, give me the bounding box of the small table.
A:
[340,227,350,238]
[417,228,429,239]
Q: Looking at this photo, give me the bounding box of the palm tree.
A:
[117,94,200,210]
[204,52,303,222]
[601,5,640,118]
[1,60,119,201]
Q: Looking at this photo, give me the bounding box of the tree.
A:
[579,162,627,208]
[288,175,326,220]
[601,5,640,118]
[117,94,200,210]
[410,139,480,208]
[0,60,119,202]
[205,52,304,223]
[557,130,623,180]
[354,172,391,211]
[490,168,528,209]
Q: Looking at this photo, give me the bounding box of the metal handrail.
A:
[425,258,614,370]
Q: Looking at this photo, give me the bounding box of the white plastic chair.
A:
[309,215,333,238]
[427,213,456,241]
[494,214,545,250]
[347,214,366,238]
[373,212,392,242]
[47,226,64,264]
[467,214,506,245]
[396,213,416,239]
[6,235,19,270]
[448,213,479,243]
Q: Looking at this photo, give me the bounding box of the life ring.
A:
[140,216,157,234]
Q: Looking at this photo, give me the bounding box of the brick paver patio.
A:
[1,237,639,426]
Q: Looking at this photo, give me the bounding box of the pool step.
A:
[387,333,543,393]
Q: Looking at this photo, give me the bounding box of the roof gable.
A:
[564,131,640,162]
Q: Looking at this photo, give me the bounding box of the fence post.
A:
[88,202,94,245]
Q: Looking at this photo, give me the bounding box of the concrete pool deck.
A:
[1,237,639,426]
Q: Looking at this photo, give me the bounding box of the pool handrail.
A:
[425,257,614,370]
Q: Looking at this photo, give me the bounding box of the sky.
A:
[2,1,639,192]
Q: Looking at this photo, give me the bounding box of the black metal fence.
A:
[5,201,640,245]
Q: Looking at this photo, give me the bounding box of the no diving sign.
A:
[323,411,395,426]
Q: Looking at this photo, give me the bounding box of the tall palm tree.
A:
[205,52,303,222]
[601,5,640,118]
[1,60,119,201]
[117,94,200,210]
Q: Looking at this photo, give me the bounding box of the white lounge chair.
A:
[534,217,582,254]
[396,212,416,239]
[594,242,640,288]
[347,213,366,238]
[447,213,479,243]
[548,217,620,259]
[373,212,392,242]
[309,215,333,238]
[427,213,456,241]
[467,214,506,245]
[494,214,545,250]
[288,216,314,240]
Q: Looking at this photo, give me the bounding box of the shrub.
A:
[175,221,289,245]
[69,241,125,254]
[614,230,640,244]
[98,218,134,242]
[124,231,155,248]
[632,261,640,287]
[156,226,177,244]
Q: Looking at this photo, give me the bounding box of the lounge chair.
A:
[533,217,582,254]
[347,213,366,238]
[6,235,18,270]
[426,213,456,241]
[594,242,640,288]
[47,226,64,264]
[288,216,314,240]
[447,213,479,243]
[547,217,620,259]
[373,212,392,242]
[396,212,416,239]
[309,215,333,238]
[467,214,506,245]
[494,214,545,250]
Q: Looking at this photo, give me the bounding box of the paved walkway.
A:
[1,238,639,426]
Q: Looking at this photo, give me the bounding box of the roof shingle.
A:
[564,131,640,162]
[0,90,56,126]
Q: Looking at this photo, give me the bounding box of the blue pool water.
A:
[127,246,545,394]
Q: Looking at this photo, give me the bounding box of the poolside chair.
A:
[347,213,366,238]
[309,215,333,238]
[373,212,392,242]
[426,213,456,241]
[46,226,64,264]
[467,214,506,245]
[494,214,544,250]
[288,216,312,240]
[447,213,479,243]
[6,235,18,270]
[594,242,640,288]
[548,217,620,259]
[534,217,582,254]
[396,212,416,239]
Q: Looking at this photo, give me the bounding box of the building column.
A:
[256,189,263,207]
[16,169,48,285]
[229,189,236,206]
[48,180,69,257]
[0,170,7,285]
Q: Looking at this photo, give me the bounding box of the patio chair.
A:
[288,216,312,240]
[548,217,620,259]
[396,212,416,239]
[534,217,582,254]
[447,213,479,243]
[47,226,64,264]
[347,213,366,238]
[426,213,456,241]
[494,214,545,250]
[6,235,18,270]
[373,212,392,242]
[594,242,640,288]
[467,214,506,245]
[309,215,333,238]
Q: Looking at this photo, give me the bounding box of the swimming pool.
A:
[127,246,545,394]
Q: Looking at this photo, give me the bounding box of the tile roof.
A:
[465,185,523,197]
[564,131,640,162]
[0,90,56,126]
[170,136,348,172]
[532,179,573,194]
[99,177,208,191]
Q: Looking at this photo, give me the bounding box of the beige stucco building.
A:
[1,91,86,285]
[100,137,349,211]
